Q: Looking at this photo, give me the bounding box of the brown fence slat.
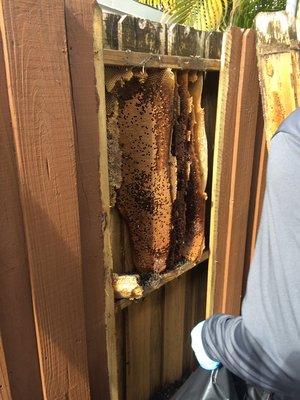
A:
[162,276,186,385]
[207,28,260,316]
[0,0,91,398]
[126,299,151,400]
[182,270,198,374]
[243,101,267,294]
[149,290,164,396]
[207,27,243,316]
[0,34,43,400]
[222,29,259,314]
[64,1,116,399]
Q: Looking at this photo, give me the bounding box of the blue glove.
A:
[191,320,221,370]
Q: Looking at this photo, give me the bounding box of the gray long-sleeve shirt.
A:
[202,108,300,398]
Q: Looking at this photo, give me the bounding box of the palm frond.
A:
[138,0,175,10]
[164,0,228,30]
[233,0,287,28]
[137,0,287,30]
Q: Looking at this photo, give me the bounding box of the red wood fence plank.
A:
[0,0,91,398]
[207,28,260,316]
[0,35,43,400]
[207,27,243,316]
[222,30,260,314]
[64,2,117,398]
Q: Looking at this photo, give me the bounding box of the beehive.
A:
[106,67,207,273]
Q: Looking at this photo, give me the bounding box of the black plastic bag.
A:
[171,367,272,400]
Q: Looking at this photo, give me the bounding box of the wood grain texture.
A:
[162,276,186,385]
[0,0,90,398]
[103,49,221,70]
[0,34,43,400]
[64,1,114,398]
[126,298,151,400]
[149,290,164,396]
[243,100,267,296]
[94,6,119,400]
[222,30,259,314]
[182,270,198,374]
[208,29,260,316]
[207,27,243,316]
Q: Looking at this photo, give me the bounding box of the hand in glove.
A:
[191,320,221,370]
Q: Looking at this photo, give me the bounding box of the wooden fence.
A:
[0,1,277,400]
[101,11,223,400]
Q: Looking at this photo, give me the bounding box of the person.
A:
[191,108,300,400]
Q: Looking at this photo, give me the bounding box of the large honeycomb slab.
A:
[180,72,207,262]
[168,71,207,265]
[116,69,175,273]
[105,67,207,273]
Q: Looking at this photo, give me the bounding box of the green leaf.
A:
[137,0,287,30]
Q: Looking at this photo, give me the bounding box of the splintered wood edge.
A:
[103,49,221,71]
[114,250,209,313]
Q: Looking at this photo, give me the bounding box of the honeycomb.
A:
[180,72,207,262]
[115,69,175,273]
[167,71,191,268]
[168,71,207,265]
[106,67,136,206]
[105,67,207,273]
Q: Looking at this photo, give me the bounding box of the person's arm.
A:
[193,314,283,395]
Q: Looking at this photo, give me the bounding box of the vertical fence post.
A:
[207,28,260,316]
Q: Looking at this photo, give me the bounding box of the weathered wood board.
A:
[0,34,43,400]
[64,1,121,399]
[243,100,267,294]
[207,27,244,316]
[222,29,259,314]
[255,11,299,144]
[207,28,260,316]
[0,0,91,398]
